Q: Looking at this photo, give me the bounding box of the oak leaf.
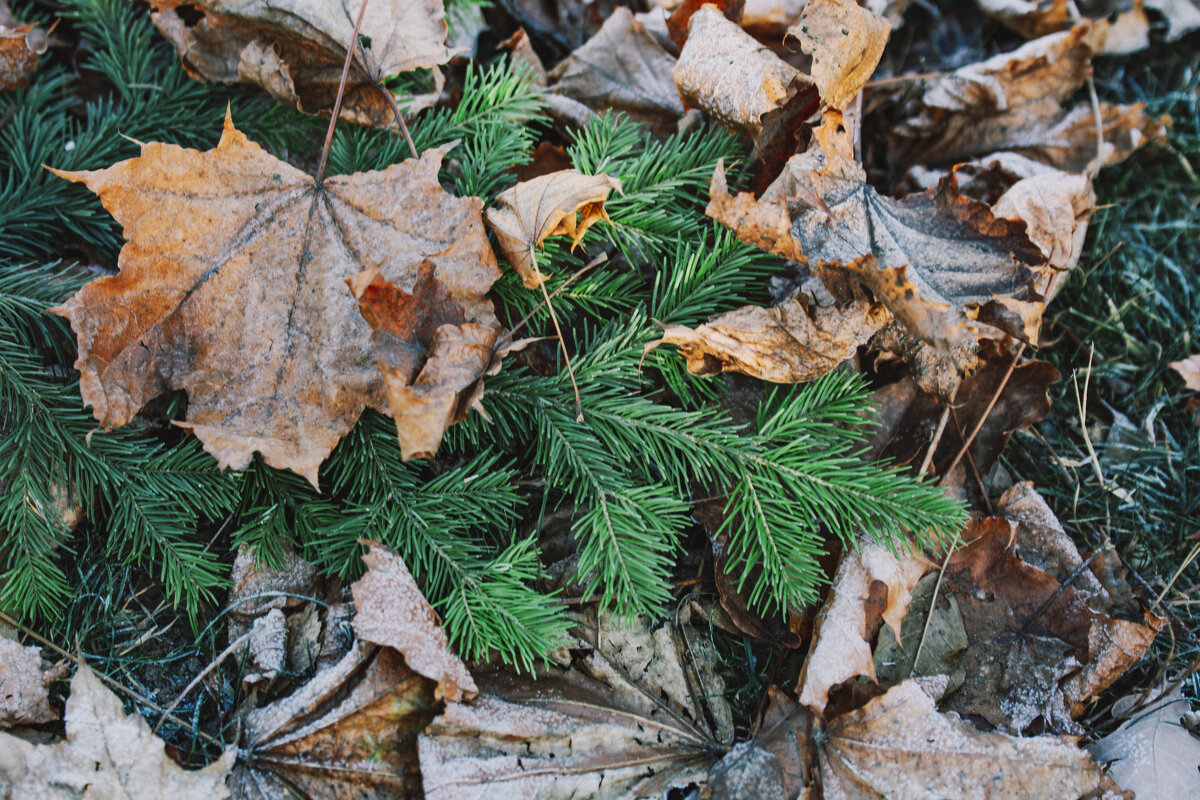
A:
[0,1,47,91]
[50,111,500,486]
[148,0,453,127]
[788,0,891,111]
[0,638,67,727]
[485,169,621,289]
[350,540,477,702]
[0,663,236,799]
[229,641,438,799]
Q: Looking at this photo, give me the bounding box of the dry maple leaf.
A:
[796,540,933,714]
[350,540,477,702]
[1169,353,1200,390]
[148,0,453,127]
[50,110,500,486]
[418,611,732,799]
[229,640,438,799]
[787,0,891,111]
[0,0,47,91]
[0,638,67,727]
[547,7,685,135]
[0,663,236,799]
[707,112,1048,397]
[485,169,622,289]
[350,263,502,460]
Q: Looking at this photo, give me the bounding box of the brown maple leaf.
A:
[51,111,500,485]
[0,1,47,91]
[148,0,453,127]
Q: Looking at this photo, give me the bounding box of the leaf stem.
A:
[315,0,371,184]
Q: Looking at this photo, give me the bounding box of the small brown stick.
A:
[510,252,609,337]
[908,533,963,680]
[1066,1,1106,172]
[153,628,254,734]
[314,0,372,184]
[864,69,949,88]
[379,89,420,161]
[529,249,583,421]
[940,342,1027,484]
[919,383,958,476]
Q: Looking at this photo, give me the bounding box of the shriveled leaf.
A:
[975,0,1072,38]
[350,264,501,460]
[548,7,685,135]
[708,114,1048,397]
[229,542,319,619]
[673,6,818,161]
[0,638,67,727]
[418,612,732,799]
[148,0,452,126]
[50,112,499,486]
[788,0,891,110]
[1169,353,1200,390]
[658,284,890,384]
[993,171,1095,297]
[888,25,1168,174]
[1088,686,1200,800]
[230,641,438,799]
[0,664,235,799]
[350,541,476,703]
[0,1,47,91]
[820,679,1107,799]
[243,608,287,687]
[796,540,933,713]
[485,169,621,289]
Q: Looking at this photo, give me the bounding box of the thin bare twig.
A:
[529,249,583,420]
[153,629,254,734]
[919,383,958,476]
[510,252,609,337]
[314,0,371,184]
[941,342,1027,483]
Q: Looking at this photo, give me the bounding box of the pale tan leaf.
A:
[0,638,66,728]
[148,0,452,126]
[1088,686,1200,800]
[820,679,1106,799]
[0,664,236,799]
[1169,354,1200,391]
[50,111,499,486]
[1145,0,1200,39]
[485,170,621,289]
[351,541,477,702]
[796,541,933,713]
[657,287,890,384]
[788,0,891,110]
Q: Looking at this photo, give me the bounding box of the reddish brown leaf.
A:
[0,1,46,91]
[50,112,499,485]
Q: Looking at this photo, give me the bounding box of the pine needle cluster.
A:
[0,0,967,669]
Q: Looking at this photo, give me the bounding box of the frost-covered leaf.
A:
[1088,686,1200,800]
[0,638,66,727]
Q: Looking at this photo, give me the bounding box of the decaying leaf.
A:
[148,0,453,126]
[350,540,477,702]
[0,663,236,799]
[230,641,438,799]
[796,540,932,713]
[788,0,891,111]
[229,542,319,619]
[673,6,818,158]
[243,608,288,687]
[1170,353,1200,390]
[657,283,890,384]
[350,264,501,460]
[0,638,67,728]
[0,1,47,91]
[888,25,1168,174]
[1088,685,1200,800]
[873,571,969,690]
[708,113,1048,397]
[485,169,621,288]
[1146,0,1200,39]
[547,7,685,134]
[418,612,732,799]
[819,678,1107,799]
[51,111,499,485]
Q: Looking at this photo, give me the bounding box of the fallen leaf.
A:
[0,663,236,798]
[873,571,969,690]
[485,169,621,289]
[548,7,685,135]
[350,540,477,702]
[1169,353,1200,390]
[229,542,319,619]
[148,0,453,127]
[0,638,67,727]
[1088,686,1200,799]
[418,611,732,799]
[51,111,499,486]
[230,640,438,799]
[992,170,1095,298]
[888,25,1168,174]
[657,283,890,384]
[350,263,501,460]
[796,540,932,714]
[820,678,1107,799]
[0,1,47,91]
[788,0,891,111]
[708,113,1048,397]
[673,5,818,163]
[243,608,287,687]
[1145,0,1200,39]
